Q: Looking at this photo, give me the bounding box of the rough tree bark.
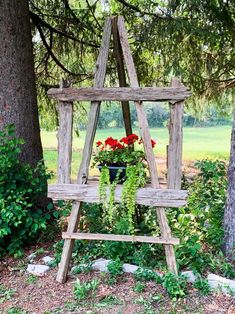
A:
[0,0,43,167]
[223,111,235,258]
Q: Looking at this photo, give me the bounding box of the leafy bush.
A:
[162,273,187,298]
[169,159,230,273]
[107,258,123,276]
[193,275,211,295]
[133,267,162,283]
[0,125,54,257]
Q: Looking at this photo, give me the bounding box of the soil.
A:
[0,243,235,314]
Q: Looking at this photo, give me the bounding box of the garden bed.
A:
[0,243,235,314]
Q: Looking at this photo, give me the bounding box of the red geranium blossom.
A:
[105,137,116,146]
[120,133,139,145]
[93,133,157,167]
[96,141,103,147]
[151,139,156,148]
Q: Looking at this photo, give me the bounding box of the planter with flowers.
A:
[93,133,156,233]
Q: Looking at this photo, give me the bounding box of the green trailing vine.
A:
[122,165,139,233]
[99,167,120,225]
[99,166,110,212]
[99,162,147,233]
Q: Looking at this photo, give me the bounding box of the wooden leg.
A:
[56,18,112,283]
[165,245,178,274]
[117,16,178,274]
[156,207,178,274]
[56,201,82,283]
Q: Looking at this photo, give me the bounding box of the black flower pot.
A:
[97,165,126,183]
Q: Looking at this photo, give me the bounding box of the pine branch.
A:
[116,0,172,19]
[32,14,86,77]
[30,11,99,48]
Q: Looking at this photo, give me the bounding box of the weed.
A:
[163,273,187,299]
[73,278,99,300]
[133,267,162,283]
[193,276,211,295]
[25,274,38,284]
[133,281,146,292]
[0,284,15,304]
[107,258,123,277]
[95,295,123,308]
[134,295,155,314]
[71,262,92,275]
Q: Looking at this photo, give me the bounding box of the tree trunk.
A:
[223,110,235,257]
[0,0,43,167]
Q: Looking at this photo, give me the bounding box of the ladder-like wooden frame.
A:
[48,16,190,283]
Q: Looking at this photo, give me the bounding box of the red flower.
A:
[96,141,103,147]
[121,133,139,145]
[105,137,116,146]
[151,139,156,148]
[116,143,125,149]
[128,134,138,140]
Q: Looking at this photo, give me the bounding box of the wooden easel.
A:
[48,16,190,283]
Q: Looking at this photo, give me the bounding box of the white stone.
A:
[122,263,139,273]
[181,270,197,283]
[27,264,50,276]
[91,258,110,272]
[207,273,235,294]
[41,256,54,265]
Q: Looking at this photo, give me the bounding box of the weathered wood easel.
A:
[48,16,190,283]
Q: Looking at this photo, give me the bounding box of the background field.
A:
[42,125,231,180]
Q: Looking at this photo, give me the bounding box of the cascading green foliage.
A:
[121,163,146,233]
[99,162,146,234]
[99,165,110,211]
[0,125,53,257]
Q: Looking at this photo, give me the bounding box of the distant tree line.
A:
[74,102,232,131]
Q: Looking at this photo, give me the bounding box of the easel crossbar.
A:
[62,232,180,245]
[48,87,191,102]
[48,184,187,207]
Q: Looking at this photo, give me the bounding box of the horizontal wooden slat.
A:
[48,184,187,207]
[47,87,191,102]
[62,232,180,245]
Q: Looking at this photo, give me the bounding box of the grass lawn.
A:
[42,125,231,179]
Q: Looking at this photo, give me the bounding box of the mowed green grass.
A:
[42,125,231,179]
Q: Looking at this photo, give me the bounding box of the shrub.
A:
[169,159,229,273]
[193,275,211,295]
[0,125,53,257]
[133,267,162,283]
[163,273,187,298]
[107,258,123,276]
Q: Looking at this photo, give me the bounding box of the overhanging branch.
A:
[30,11,99,48]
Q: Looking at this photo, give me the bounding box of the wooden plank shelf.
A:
[48,183,187,208]
[62,232,180,245]
[48,87,191,102]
